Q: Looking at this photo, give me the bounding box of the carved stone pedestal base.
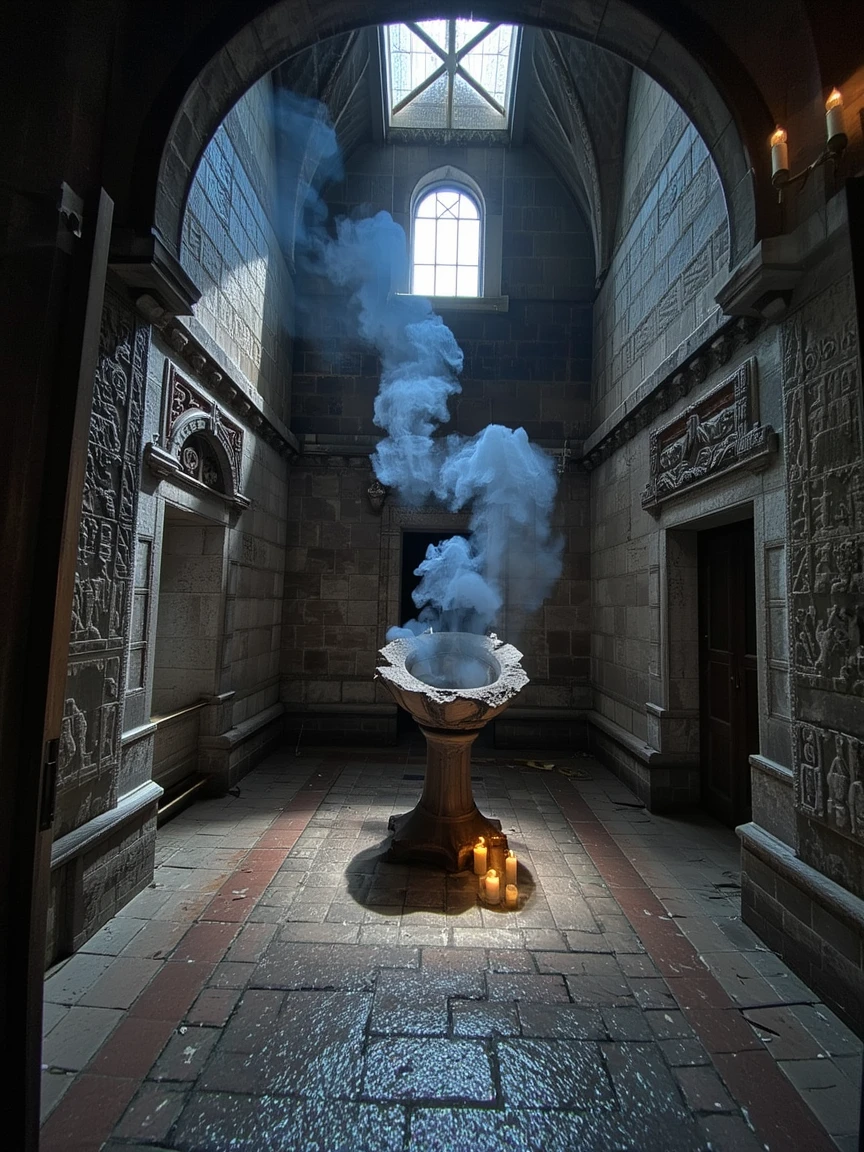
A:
[384,726,509,871]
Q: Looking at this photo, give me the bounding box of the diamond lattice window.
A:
[385,20,518,131]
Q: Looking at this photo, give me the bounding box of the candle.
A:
[478,872,486,898]
[505,883,518,909]
[473,837,487,876]
[485,868,500,904]
[826,88,847,152]
[505,849,518,886]
[770,126,789,185]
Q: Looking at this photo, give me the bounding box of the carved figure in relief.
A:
[832,538,861,594]
[795,606,819,667]
[791,547,810,594]
[58,697,89,773]
[850,776,864,837]
[789,485,807,541]
[816,604,857,677]
[814,544,833,594]
[800,725,823,814]
[788,389,806,476]
[827,737,851,831]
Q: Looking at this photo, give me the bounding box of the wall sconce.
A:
[366,478,388,514]
[770,88,848,200]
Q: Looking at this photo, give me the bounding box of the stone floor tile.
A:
[118,918,189,960]
[697,1113,770,1151]
[207,960,257,989]
[407,1106,527,1152]
[657,1037,712,1066]
[371,971,450,1036]
[77,957,162,1009]
[362,1037,494,1102]
[78,917,146,957]
[40,1068,75,1121]
[44,953,115,1005]
[564,971,634,1007]
[601,1005,654,1040]
[486,948,537,973]
[486,972,569,1004]
[517,1003,606,1039]
[788,1003,864,1057]
[450,999,520,1037]
[674,1063,737,1113]
[601,1040,692,1119]
[169,1090,300,1150]
[498,1038,614,1108]
[149,1024,222,1082]
[41,1000,70,1036]
[743,1005,831,1059]
[185,986,243,1027]
[42,1005,123,1071]
[778,1057,862,1135]
[39,1073,139,1152]
[113,1081,188,1143]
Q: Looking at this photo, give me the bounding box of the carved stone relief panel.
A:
[57,289,150,837]
[783,272,864,854]
[163,362,244,496]
[642,358,777,512]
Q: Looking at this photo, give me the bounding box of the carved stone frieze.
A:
[58,288,150,835]
[641,358,777,512]
[794,722,864,843]
[783,272,864,851]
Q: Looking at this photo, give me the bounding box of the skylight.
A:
[385,20,519,132]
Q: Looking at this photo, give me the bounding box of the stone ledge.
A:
[749,753,794,785]
[587,709,698,769]
[51,781,163,871]
[739,821,864,938]
[199,703,285,750]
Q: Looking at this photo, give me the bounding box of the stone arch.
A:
[147,1,776,274]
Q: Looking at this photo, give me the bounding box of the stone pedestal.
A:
[377,633,528,873]
[387,726,506,870]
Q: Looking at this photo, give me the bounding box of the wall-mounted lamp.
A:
[770,88,847,200]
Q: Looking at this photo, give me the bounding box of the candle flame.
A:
[476,837,485,847]
[486,868,497,878]
[826,88,843,111]
[507,849,516,858]
[770,126,787,147]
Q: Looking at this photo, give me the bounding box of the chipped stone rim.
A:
[376,632,529,707]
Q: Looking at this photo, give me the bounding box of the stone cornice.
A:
[580,314,761,471]
[140,306,300,459]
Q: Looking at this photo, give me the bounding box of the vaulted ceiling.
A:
[273,25,635,283]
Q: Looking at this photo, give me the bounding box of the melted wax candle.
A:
[473,837,487,875]
[485,869,500,904]
[505,850,517,886]
[505,883,518,909]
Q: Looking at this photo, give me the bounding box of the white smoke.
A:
[277,92,562,640]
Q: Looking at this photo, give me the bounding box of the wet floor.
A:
[41,750,862,1151]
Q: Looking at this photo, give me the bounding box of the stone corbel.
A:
[715,236,804,322]
[109,227,202,318]
[143,441,181,480]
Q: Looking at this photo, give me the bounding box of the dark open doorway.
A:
[400,530,455,627]
[698,520,759,827]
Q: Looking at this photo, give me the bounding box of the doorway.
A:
[698,520,759,826]
[400,530,455,626]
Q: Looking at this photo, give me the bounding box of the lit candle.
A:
[485,868,500,904]
[770,127,789,184]
[505,883,518,909]
[826,88,847,152]
[473,837,487,876]
[505,849,518,886]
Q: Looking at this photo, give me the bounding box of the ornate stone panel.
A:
[783,273,864,855]
[641,358,776,511]
[163,362,244,493]
[57,289,150,836]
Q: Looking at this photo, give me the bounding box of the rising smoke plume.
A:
[276,91,562,640]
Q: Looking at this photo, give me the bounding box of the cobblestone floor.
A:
[41,748,862,1151]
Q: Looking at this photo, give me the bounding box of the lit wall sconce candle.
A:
[485,868,500,904]
[473,837,487,875]
[505,850,518,886]
[826,88,847,153]
[505,883,518,909]
[770,126,789,185]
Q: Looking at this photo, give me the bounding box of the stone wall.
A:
[591,73,730,432]
[180,74,294,426]
[47,77,295,963]
[282,140,594,744]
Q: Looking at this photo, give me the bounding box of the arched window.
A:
[412,188,481,298]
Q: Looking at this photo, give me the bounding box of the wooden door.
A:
[698,521,759,826]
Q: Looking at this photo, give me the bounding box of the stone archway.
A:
[146,0,771,274]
